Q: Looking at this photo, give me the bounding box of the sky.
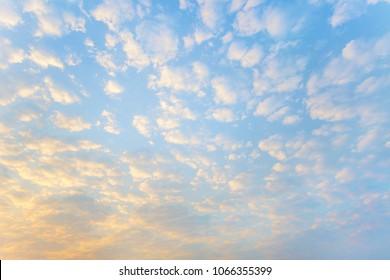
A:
[0,0,390,260]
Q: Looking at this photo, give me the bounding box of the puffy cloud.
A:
[329,0,366,27]
[227,41,247,61]
[258,135,286,161]
[0,0,22,28]
[212,108,235,123]
[52,112,91,132]
[148,62,209,94]
[101,110,120,134]
[335,167,355,183]
[91,0,135,31]
[184,28,214,49]
[18,111,40,122]
[234,8,263,36]
[197,0,222,30]
[228,172,255,191]
[23,0,62,37]
[272,162,289,172]
[0,39,25,69]
[63,12,86,33]
[29,47,63,69]
[229,0,246,13]
[241,44,263,68]
[136,21,178,66]
[44,77,79,104]
[253,55,304,94]
[305,34,390,123]
[356,75,390,94]
[119,30,149,70]
[356,129,378,152]
[95,51,126,74]
[132,115,153,137]
[211,77,237,105]
[159,95,197,121]
[156,117,180,130]
[104,80,123,97]
[24,137,101,155]
[254,95,282,117]
[283,115,300,125]
[263,8,288,37]
[179,0,192,9]
[163,129,201,145]
[0,122,12,134]
[227,41,263,68]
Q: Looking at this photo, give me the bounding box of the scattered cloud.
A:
[104,80,124,97]
[52,112,91,132]
[101,110,121,134]
[91,0,135,31]
[0,0,22,28]
[29,47,63,69]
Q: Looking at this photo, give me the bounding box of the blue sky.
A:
[1,0,390,259]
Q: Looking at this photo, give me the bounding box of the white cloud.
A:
[258,135,286,161]
[212,108,234,123]
[356,75,390,94]
[330,0,366,27]
[227,41,263,68]
[44,77,79,104]
[136,21,178,66]
[148,62,208,93]
[0,39,25,69]
[227,41,247,61]
[163,130,201,145]
[234,8,263,36]
[305,34,390,123]
[0,122,12,134]
[101,110,121,134]
[84,38,95,48]
[105,34,118,48]
[356,129,378,152]
[254,95,282,117]
[91,0,135,31]
[272,162,289,172]
[211,77,237,105]
[95,51,125,74]
[23,0,63,37]
[53,112,91,132]
[159,96,197,121]
[335,167,354,183]
[156,117,180,130]
[267,106,289,122]
[65,53,81,66]
[104,80,124,97]
[29,47,63,69]
[193,28,214,44]
[241,44,263,68]
[132,115,153,137]
[283,115,300,125]
[305,93,355,122]
[229,0,246,13]
[264,8,288,37]
[228,172,254,191]
[18,111,40,122]
[119,30,149,70]
[179,0,192,9]
[64,12,86,33]
[197,0,221,30]
[24,137,100,155]
[0,0,22,28]
[253,56,304,94]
